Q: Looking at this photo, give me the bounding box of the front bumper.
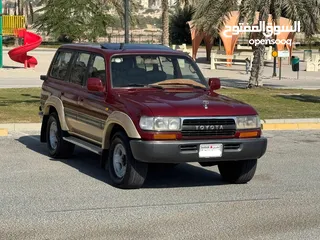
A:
[130,137,267,163]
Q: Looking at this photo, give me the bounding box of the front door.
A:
[76,54,109,144]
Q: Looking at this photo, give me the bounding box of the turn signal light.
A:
[239,131,259,138]
[153,134,177,140]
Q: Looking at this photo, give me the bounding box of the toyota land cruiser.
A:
[39,43,267,189]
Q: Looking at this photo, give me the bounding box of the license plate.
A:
[199,144,223,158]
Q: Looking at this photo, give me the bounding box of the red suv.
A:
[39,43,267,189]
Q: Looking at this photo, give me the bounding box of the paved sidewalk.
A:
[0,49,56,88]
[196,51,320,90]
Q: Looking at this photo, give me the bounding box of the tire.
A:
[46,112,75,158]
[218,159,257,184]
[107,131,148,189]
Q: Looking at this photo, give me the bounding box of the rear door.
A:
[47,49,77,131]
[77,54,109,144]
[63,51,92,135]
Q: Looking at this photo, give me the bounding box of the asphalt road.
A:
[0,130,320,240]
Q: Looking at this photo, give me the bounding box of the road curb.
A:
[261,118,320,130]
[0,123,41,136]
[0,129,9,137]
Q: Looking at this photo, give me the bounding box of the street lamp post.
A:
[0,0,3,68]
[124,0,129,44]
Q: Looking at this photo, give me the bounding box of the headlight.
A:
[236,116,261,129]
[139,117,181,131]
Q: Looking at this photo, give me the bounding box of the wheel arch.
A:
[43,96,69,131]
[102,111,141,150]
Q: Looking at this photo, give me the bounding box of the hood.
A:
[116,90,257,117]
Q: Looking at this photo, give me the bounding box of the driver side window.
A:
[88,55,106,86]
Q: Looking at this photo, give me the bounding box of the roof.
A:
[100,43,173,51]
[59,43,182,55]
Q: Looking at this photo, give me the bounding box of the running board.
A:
[63,136,102,155]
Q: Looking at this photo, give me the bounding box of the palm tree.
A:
[11,0,36,26]
[162,0,169,45]
[161,0,199,46]
[169,4,195,44]
[192,0,320,88]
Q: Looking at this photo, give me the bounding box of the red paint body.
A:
[50,44,261,141]
[8,29,42,68]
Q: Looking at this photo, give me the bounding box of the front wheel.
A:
[218,159,257,184]
[107,132,148,189]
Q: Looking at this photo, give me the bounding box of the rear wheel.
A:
[218,159,257,184]
[46,113,75,158]
[107,131,148,189]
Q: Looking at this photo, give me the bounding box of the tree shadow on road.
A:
[276,94,320,103]
[17,135,227,189]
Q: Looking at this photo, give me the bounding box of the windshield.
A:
[111,54,208,89]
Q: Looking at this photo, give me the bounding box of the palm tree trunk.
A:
[24,1,29,28]
[18,0,21,15]
[4,3,8,15]
[14,1,17,15]
[162,0,169,46]
[248,3,270,88]
[29,2,34,24]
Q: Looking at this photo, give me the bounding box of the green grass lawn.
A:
[0,87,320,123]
[0,88,41,123]
[217,88,320,119]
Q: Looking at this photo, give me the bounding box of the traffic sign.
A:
[278,51,290,58]
[272,51,278,58]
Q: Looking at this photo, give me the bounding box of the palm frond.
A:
[192,0,238,37]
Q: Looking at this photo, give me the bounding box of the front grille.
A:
[181,118,236,137]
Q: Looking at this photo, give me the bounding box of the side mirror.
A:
[40,75,47,81]
[208,78,221,91]
[87,78,104,92]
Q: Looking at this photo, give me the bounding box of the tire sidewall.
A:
[107,133,132,186]
[46,113,62,157]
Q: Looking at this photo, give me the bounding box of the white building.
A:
[149,0,161,9]
[149,0,176,9]
[139,0,149,9]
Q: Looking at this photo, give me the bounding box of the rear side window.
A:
[50,51,73,80]
[88,55,106,86]
[69,52,91,86]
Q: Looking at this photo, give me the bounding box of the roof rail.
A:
[100,43,172,51]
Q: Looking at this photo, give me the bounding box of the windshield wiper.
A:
[127,84,163,89]
[156,83,207,90]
